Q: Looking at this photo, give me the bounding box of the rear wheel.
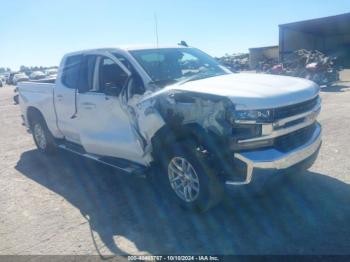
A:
[155,141,224,212]
[31,116,56,154]
[13,94,19,104]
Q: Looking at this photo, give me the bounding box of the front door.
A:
[75,54,146,164]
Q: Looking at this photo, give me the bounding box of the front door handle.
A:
[56,94,63,101]
[81,102,96,109]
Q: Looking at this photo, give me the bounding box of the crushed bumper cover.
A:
[226,123,322,186]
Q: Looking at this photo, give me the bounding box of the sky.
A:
[0,0,349,70]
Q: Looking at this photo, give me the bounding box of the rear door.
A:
[54,54,83,143]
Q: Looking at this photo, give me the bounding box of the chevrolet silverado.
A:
[18,46,322,211]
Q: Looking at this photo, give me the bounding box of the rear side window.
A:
[79,55,97,92]
[62,55,83,89]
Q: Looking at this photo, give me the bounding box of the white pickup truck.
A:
[18,46,322,211]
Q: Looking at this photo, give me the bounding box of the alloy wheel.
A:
[168,157,200,202]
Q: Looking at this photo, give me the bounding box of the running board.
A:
[58,144,147,178]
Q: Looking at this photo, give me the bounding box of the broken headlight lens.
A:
[232,109,273,122]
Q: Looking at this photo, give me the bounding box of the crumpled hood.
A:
[165,73,320,110]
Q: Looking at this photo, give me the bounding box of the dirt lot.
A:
[1,77,350,255]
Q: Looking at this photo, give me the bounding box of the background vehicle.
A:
[12,73,29,85]
[18,46,322,211]
[30,71,46,80]
[3,72,10,83]
[0,75,6,87]
[44,68,58,78]
[7,72,17,85]
[0,74,5,81]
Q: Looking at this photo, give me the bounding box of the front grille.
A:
[232,124,262,139]
[273,96,319,120]
[274,123,316,152]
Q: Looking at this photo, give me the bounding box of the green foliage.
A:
[0,67,11,74]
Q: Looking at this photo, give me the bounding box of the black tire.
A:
[13,94,19,104]
[154,140,224,212]
[30,115,56,154]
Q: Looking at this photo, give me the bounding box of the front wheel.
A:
[155,141,224,212]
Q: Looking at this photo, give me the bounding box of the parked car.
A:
[7,72,17,85]
[0,74,6,87]
[30,71,46,80]
[44,68,58,78]
[18,46,322,211]
[12,73,29,85]
[3,72,10,83]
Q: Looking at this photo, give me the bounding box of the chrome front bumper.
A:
[226,123,322,186]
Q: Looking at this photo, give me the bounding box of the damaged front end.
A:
[123,87,252,183]
[122,81,322,188]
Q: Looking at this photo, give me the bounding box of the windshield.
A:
[130,48,230,87]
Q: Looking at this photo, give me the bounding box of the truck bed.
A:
[18,81,60,137]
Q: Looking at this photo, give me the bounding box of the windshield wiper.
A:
[149,79,178,87]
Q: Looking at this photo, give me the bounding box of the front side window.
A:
[98,57,128,93]
[130,48,229,87]
[113,53,145,96]
[113,53,134,72]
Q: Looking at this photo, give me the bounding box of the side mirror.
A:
[104,83,122,96]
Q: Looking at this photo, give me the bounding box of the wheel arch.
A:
[151,122,223,160]
[26,106,45,129]
[150,122,225,211]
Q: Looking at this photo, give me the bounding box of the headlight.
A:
[231,109,273,122]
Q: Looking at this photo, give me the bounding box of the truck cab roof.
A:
[63,45,190,57]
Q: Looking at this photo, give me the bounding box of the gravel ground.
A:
[0,77,350,255]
